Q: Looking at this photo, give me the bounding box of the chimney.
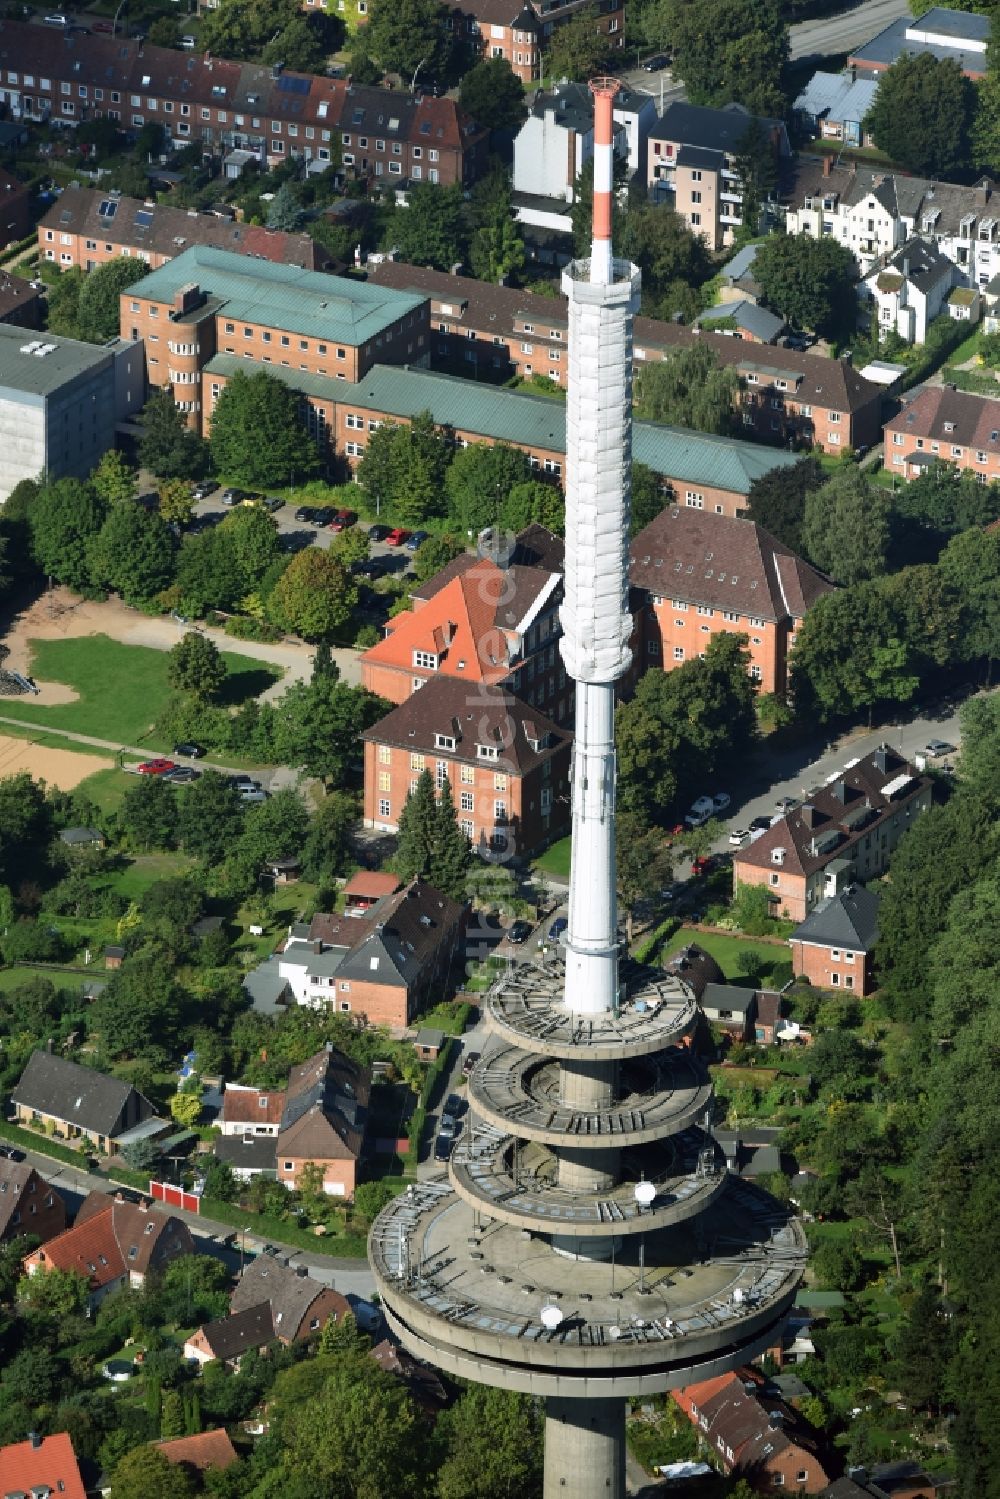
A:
[822,154,832,178]
[588,76,620,285]
[902,257,910,281]
[312,939,322,954]
[977,178,991,207]
[28,1431,41,1450]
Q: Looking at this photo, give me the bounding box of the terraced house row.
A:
[0,20,486,184]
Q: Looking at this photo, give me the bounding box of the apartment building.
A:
[367,259,884,455]
[122,244,427,425]
[647,102,790,252]
[848,5,989,81]
[39,185,326,272]
[513,81,653,201]
[784,156,1000,287]
[863,238,956,345]
[0,172,31,247]
[789,884,881,996]
[362,676,572,858]
[629,508,833,696]
[673,1369,831,1492]
[449,0,623,86]
[0,20,484,184]
[732,746,932,922]
[883,382,1000,480]
[360,532,567,717]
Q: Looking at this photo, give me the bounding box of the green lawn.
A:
[533,836,572,879]
[663,926,790,983]
[5,635,282,748]
[107,852,196,902]
[75,766,131,818]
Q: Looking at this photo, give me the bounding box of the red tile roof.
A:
[0,1432,86,1499]
[26,1191,192,1288]
[343,871,403,901]
[221,1086,287,1126]
[156,1429,239,1473]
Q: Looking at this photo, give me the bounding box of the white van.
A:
[684,796,714,828]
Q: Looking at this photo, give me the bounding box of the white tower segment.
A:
[560,78,640,1018]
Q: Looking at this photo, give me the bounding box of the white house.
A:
[513,80,632,203]
[863,238,955,345]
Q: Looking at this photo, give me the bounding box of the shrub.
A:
[224,614,283,643]
[2,920,73,964]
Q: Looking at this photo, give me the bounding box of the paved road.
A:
[788,0,909,61]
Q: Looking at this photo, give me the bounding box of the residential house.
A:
[447,0,624,86]
[359,539,566,717]
[214,1134,278,1181]
[38,185,327,273]
[732,746,932,922]
[58,824,106,850]
[362,677,572,858]
[789,884,881,995]
[628,508,834,696]
[848,6,989,80]
[219,1082,286,1137]
[863,239,955,345]
[274,1044,370,1197]
[661,943,725,1002]
[694,298,784,344]
[793,70,880,148]
[947,285,980,324]
[714,1129,784,1179]
[0,1158,67,1244]
[23,1190,195,1310]
[414,1027,446,1061]
[371,1337,449,1412]
[230,1252,350,1340]
[0,22,485,183]
[673,1367,831,1491]
[700,984,783,1044]
[11,1050,158,1155]
[0,173,31,247]
[512,81,644,204]
[184,1302,276,1368]
[343,871,402,913]
[647,102,790,252]
[784,157,1000,289]
[0,269,43,330]
[366,259,883,453]
[0,1432,86,1499]
[156,1430,240,1476]
[883,382,1000,481]
[864,1460,955,1498]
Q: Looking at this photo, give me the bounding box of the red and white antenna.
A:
[589,76,620,284]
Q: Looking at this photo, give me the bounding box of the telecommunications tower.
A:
[369,79,806,1499]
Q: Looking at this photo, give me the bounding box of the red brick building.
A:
[884,382,1000,481]
[39,186,326,273]
[789,884,881,996]
[362,675,572,859]
[0,173,31,247]
[733,747,932,923]
[275,1045,369,1197]
[0,269,43,329]
[0,1158,67,1245]
[447,0,623,85]
[629,508,833,696]
[673,1368,831,1492]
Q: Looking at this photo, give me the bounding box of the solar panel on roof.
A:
[135,209,153,228]
[98,199,117,218]
[352,109,364,124]
[277,74,310,94]
[420,121,431,134]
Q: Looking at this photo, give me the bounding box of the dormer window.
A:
[944,421,955,433]
[477,743,500,760]
[413,650,439,670]
[771,847,785,865]
[435,733,455,750]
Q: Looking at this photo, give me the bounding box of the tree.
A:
[974,65,1000,175]
[269,548,357,639]
[865,53,973,178]
[811,1237,865,1292]
[29,478,107,592]
[76,256,150,343]
[412,533,466,583]
[618,202,711,320]
[753,232,857,337]
[544,3,610,81]
[160,1389,186,1440]
[209,371,319,489]
[894,1283,954,1415]
[266,181,305,231]
[118,777,178,853]
[218,505,280,593]
[175,528,243,616]
[436,1385,544,1499]
[731,116,779,239]
[91,949,187,1062]
[651,0,788,115]
[45,266,84,340]
[394,769,438,883]
[158,478,195,529]
[801,468,890,584]
[200,0,328,61]
[92,449,137,508]
[937,525,1000,676]
[176,771,245,861]
[139,387,209,481]
[444,441,533,533]
[432,777,471,896]
[168,630,228,702]
[262,675,386,783]
[365,0,450,82]
[502,480,563,534]
[301,792,357,881]
[87,500,176,605]
[634,343,740,436]
[630,463,664,537]
[616,812,672,942]
[958,693,1000,798]
[112,1445,194,1499]
[356,413,449,523]
[468,172,526,286]
[459,58,527,132]
[169,1090,202,1128]
[16,1265,90,1316]
[392,183,467,272]
[745,456,824,554]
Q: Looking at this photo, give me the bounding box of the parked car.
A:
[711,792,731,813]
[461,1051,481,1078]
[43,13,69,24]
[405,529,431,552]
[548,915,568,941]
[433,1134,454,1161]
[136,758,176,775]
[385,527,410,547]
[310,507,335,526]
[728,828,749,847]
[181,33,196,46]
[642,52,669,69]
[749,816,771,833]
[191,480,216,500]
[165,766,200,783]
[774,796,799,814]
[443,1093,464,1119]
[330,507,357,531]
[368,524,392,543]
[229,773,258,787]
[925,739,956,757]
[239,787,269,804]
[438,1114,458,1140]
[221,487,244,506]
[684,796,714,828]
[263,496,285,514]
[353,557,386,578]
[507,919,532,945]
[691,856,712,877]
[294,506,316,523]
[5,1148,25,1162]
[173,742,204,758]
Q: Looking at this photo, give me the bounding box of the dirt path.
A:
[0,732,113,788]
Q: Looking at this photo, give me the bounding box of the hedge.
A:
[198,1196,368,1258]
[633,917,680,966]
[0,1117,85,1167]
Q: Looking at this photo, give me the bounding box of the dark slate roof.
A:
[278,1045,370,1162]
[868,1459,955,1496]
[58,826,104,845]
[878,237,954,294]
[885,382,1000,450]
[650,100,782,151]
[214,1135,277,1173]
[661,943,725,1000]
[231,1253,347,1336]
[195,1302,275,1361]
[11,1051,153,1138]
[702,983,756,1016]
[0,1160,57,1238]
[791,885,880,951]
[362,677,571,776]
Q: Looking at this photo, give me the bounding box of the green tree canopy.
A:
[301,791,356,880]
[356,412,450,524]
[753,232,857,337]
[365,0,451,82]
[167,631,228,701]
[630,463,664,536]
[266,181,306,231]
[209,370,319,489]
[218,505,280,594]
[618,202,711,319]
[864,53,973,178]
[117,776,178,853]
[29,478,107,592]
[936,525,1000,671]
[634,343,740,436]
[112,1444,194,1499]
[268,548,357,640]
[138,387,209,481]
[87,500,176,605]
[176,770,245,861]
[392,183,467,271]
[412,532,466,582]
[745,455,825,553]
[801,468,891,584]
[436,1385,544,1498]
[468,171,526,286]
[649,0,788,115]
[91,948,188,1062]
[543,3,611,80]
[459,58,527,131]
[76,256,150,343]
[91,449,137,508]
[444,441,533,532]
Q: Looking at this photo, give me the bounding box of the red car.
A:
[329,508,357,532]
[136,758,176,776]
[384,527,410,546]
[691,856,711,877]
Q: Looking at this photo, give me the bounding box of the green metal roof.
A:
[203,356,798,494]
[129,246,426,347]
[0,322,112,398]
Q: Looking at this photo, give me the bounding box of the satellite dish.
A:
[540,1304,564,1331]
[634,1181,656,1208]
[608,1325,622,1341]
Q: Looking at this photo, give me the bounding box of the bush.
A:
[2,919,73,964]
[354,623,380,649]
[224,615,283,643]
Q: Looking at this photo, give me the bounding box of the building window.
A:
[673,646,684,661]
[460,765,475,784]
[414,650,438,670]
[460,791,474,812]
[378,798,390,818]
[685,491,704,507]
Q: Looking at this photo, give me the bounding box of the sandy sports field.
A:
[0,734,113,789]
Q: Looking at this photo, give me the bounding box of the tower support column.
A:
[543,1396,625,1499]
